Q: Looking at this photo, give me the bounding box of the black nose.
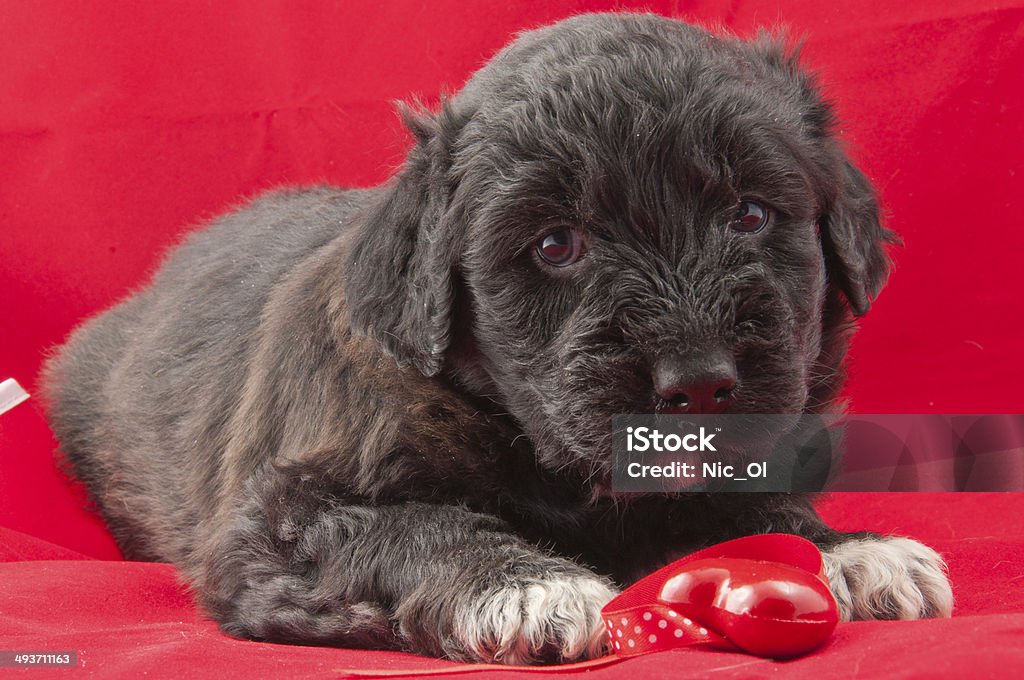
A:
[652,353,737,414]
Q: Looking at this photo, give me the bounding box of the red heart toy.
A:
[602,533,838,659]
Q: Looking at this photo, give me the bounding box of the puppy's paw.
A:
[823,536,953,621]
[449,574,616,664]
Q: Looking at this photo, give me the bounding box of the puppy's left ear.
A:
[344,102,467,376]
[819,160,898,315]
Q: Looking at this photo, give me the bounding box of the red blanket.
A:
[2,0,1023,676]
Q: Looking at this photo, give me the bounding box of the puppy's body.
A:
[45,14,952,663]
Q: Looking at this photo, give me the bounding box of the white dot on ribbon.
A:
[699,627,708,635]
[616,630,623,638]
[658,620,667,629]
[633,625,642,634]
[642,612,652,621]
[648,634,657,643]
[607,620,614,629]
[668,610,678,618]
[674,629,683,638]
[627,640,635,648]
[683,618,693,626]
[614,641,621,650]
[621,617,628,625]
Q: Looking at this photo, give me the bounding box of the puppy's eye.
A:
[536,228,586,267]
[730,201,770,233]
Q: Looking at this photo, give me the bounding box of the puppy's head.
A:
[346,13,894,479]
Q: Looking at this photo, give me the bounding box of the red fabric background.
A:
[1,0,1023,677]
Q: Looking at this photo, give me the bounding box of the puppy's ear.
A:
[819,160,897,316]
[344,102,466,376]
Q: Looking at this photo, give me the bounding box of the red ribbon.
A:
[341,534,838,676]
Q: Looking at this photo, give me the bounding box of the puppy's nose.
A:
[653,353,737,414]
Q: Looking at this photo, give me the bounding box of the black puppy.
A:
[44,13,952,664]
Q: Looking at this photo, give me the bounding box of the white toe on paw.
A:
[823,536,954,621]
[453,574,617,664]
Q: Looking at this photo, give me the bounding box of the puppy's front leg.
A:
[196,484,615,664]
[820,533,954,621]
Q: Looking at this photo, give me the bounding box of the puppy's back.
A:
[42,185,372,561]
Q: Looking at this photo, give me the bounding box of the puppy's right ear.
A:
[344,103,466,377]
[819,159,898,316]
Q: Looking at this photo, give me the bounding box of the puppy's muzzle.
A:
[652,351,737,414]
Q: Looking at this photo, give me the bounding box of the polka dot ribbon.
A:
[604,603,716,655]
[340,534,838,676]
